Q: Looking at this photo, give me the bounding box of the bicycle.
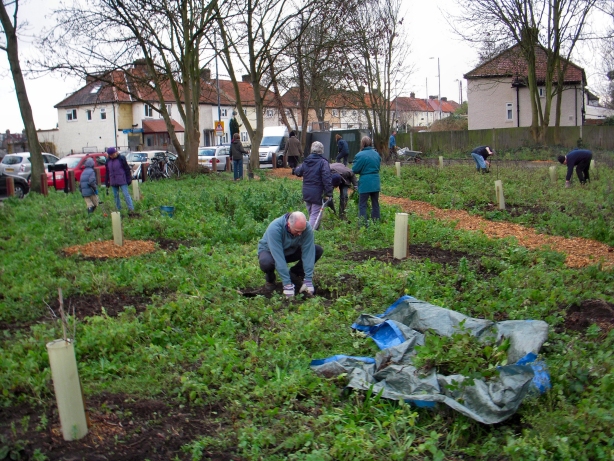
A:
[147,152,180,180]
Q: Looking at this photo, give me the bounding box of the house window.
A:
[266,109,274,118]
[220,108,228,117]
[222,133,229,143]
[332,109,338,117]
[240,131,248,142]
[538,87,546,98]
[352,110,357,117]
[100,108,107,120]
[506,103,513,121]
[86,109,92,121]
[144,104,153,117]
[341,110,347,116]
[66,109,77,121]
[159,104,171,118]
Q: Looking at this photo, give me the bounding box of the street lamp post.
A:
[430,57,441,121]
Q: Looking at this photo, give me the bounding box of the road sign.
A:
[214,121,225,136]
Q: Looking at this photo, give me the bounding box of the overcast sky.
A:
[0,0,607,133]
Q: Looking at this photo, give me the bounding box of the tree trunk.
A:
[1,1,44,193]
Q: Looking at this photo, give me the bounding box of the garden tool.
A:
[313,197,335,230]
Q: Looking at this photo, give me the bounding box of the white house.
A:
[464,44,585,130]
[49,66,277,156]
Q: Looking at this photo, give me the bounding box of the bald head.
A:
[288,211,307,235]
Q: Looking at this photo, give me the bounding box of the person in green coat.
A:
[352,136,381,225]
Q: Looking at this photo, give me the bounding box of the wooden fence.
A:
[399,126,614,153]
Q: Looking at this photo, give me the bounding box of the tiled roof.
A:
[464,44,584,84]
[394,97,434,112]
[56,69,276,109]
[280,88,379,109]
[142,119,185,133]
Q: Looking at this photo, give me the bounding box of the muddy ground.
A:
[0,394,239,461]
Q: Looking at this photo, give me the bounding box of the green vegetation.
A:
[413,320,511,384]
[1,163,613,460]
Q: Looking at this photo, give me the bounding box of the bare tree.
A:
[340,0,408,159]
[214,0,311,170]
[451,0,599,143]
[40,0,219,172]
[1,0,44,193]
[277,4,350,146]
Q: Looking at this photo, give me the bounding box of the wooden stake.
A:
[495,180,505,210]
[58,288,67,341]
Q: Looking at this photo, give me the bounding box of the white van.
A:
[259,126,288,168]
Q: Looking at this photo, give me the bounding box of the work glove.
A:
[299,281,314,296]
[283,284,295,298]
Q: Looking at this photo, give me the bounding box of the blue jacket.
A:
[79,158,97,197]
[565,149,592,180]
[337,139,349,157]
[352,146,381,193]
[389,135,396,149]
[294,153,333,203]
[257,213,316,285]
[105,154,132,187]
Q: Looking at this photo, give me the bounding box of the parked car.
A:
[198,145,231,171]
[46,153,108,190]
[0,152,59,180]
[0,171,30,199]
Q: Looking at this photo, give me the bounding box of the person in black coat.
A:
[292,141,333,228]
[558,149,592,187]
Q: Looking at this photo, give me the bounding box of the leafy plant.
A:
[413,320,510,386]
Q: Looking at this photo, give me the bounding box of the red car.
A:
[46,153,108,190]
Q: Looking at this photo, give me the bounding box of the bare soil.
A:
[0,394,241,461]
[563,299,614,336]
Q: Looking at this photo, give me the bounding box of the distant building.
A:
[49,64,276,156]
[464,44,585,130]
[392,93,460,129]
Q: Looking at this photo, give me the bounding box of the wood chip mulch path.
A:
[63,240,157,259]
[269,167,614,269]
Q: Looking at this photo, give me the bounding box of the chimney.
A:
[410,92,415,98]
[133,58,149,75]
[441,97,447,102]
[358,86,365,94]
[242,74,252,83]
[429,95,437,100]
[86,74,97,85]
[201,68,211,81]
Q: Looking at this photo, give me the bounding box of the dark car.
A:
[46,153,108,190]
[0,171,30,199]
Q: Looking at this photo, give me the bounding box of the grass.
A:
[1,162,613,460]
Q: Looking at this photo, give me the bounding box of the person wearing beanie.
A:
[352,136,381,225]
[283,130,302,168]
[335,134,350,166]
[558,149,592,187]
[104,147,135,214]
[292,141,333,228]
[470,146,494,173]
[79,157,99,214]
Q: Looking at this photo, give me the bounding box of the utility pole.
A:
[437,57,441,121]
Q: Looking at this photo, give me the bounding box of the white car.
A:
[0,152,59,180]
[198,145,231,171]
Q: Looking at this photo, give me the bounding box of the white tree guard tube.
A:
[394,213,409,259]
[112,212,123,246]
[46,339,88,441]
